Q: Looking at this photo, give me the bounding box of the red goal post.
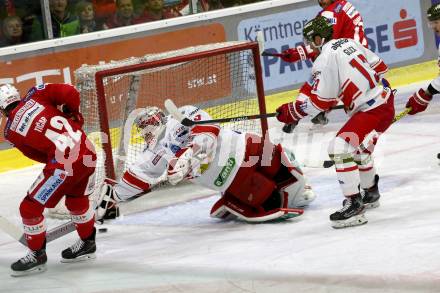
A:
[75,41,268,187]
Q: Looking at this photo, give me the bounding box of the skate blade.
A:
[61,253,96,263]
[364,201,380,209]
[10,264,47,277]
[331,214,368,229]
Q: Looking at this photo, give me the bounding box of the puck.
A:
[437,153,440,159]
[98,228,108,233]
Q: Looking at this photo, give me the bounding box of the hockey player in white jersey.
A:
[276,16,395,228]
[96,105,315,223]
[404,4,439,116]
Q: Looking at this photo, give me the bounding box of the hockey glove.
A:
[280,45,309,63]
[276,101,308,124]
[168,147,194,185]
[95,179,120,223]
[406,88,432,115]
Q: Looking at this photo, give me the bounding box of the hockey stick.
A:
[164,99,278,126]
[0,215,76,247]
[392,107,411,123]
[256,32,302,136]
[282,104,345,134]
[261,51,283,57]
[321,107,412,168]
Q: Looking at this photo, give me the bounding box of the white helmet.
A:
[134,106,168,148]
[178,105,212,122]
[0,84,20,113]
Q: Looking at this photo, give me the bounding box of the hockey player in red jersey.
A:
[405,4,440,116]
[96,105,315,223]
[0,83,97,276]
[276,16,395,228]
[280,0,368,64]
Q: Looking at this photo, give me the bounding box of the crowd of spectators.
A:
[0,0,262,48]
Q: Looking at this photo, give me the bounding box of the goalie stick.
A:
[0,215,76,247]
[164,99,344,128]
[164,99,278,126]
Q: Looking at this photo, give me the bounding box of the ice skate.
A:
[330,194,367,229]
[11,248,47,277]
[361,175,380,209]
[61,228,96,263]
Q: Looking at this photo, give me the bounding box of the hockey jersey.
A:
[190,127,246,192]
[4,83,95,168]
[300,38,389,116]
[319,0,368,48]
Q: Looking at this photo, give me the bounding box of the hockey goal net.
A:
[48,41,268,218]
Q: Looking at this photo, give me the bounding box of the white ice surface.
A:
[1,81,440,292]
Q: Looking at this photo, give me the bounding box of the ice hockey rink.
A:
[0,81,440,293]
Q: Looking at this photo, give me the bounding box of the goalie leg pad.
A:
[211,193,303,223]
[226,170,277,208]
[210,197,235,220]
[268,144,315,208]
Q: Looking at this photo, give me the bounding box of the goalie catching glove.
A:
[167,125,218,185]
[167,147,194,185]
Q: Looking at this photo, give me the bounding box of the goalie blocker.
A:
[96,104,315,223]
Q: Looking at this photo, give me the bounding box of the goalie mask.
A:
[135,106,167,148]
[0,84,20,116]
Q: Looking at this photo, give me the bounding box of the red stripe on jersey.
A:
[122,171,151,191]
[341,79,350,92]
[310,94,338,112]
[191,125,220,137]
[300,81,313,95]
[336,165,358,172]
[371,60,388,76]
[359,166,373,172]
[340,79,362,108]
